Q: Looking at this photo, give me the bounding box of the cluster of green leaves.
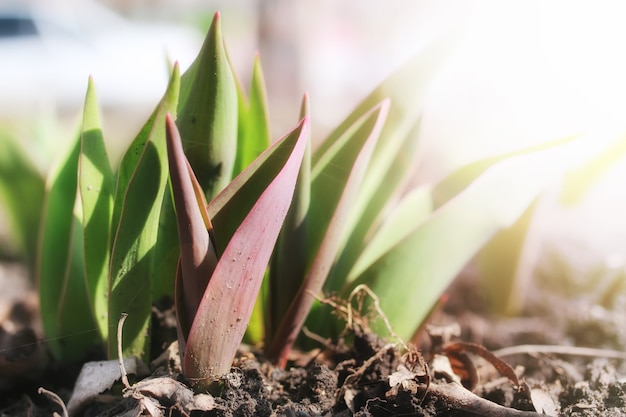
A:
[26,10,626,392]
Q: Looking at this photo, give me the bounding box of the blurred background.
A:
[1,0,626,305]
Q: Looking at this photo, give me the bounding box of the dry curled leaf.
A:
[529,386,559,415]
[431,353,463,385]
[129,376,217,412]
[443,341,521,390]
[66,357,149,415]
[389,364,418,388]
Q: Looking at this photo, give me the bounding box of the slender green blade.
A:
[306,31,460,296]
[560,132,626,205]
[475,197,540,315]
[78,77,115,340]
[310,29,459,245]
[312,29,459,160]
[38,131,99,360]
[477,132,626,315]
[432,135,577,209]
[178,11,238,201]
[207,117,310,254]
[0,127,45,270]
[328,116,423,288]
[152,14,240,302]
[346,137,592,340]
[151,193,180,301]
[234,54,271,177]
[184,117,310,386]
[349,185,432,280]
[265,94,311,347]
[59,216,101,359]
[268,102,388,366]
[293,101,390,349]
[308,101,390,288]
[165,15,240,320]
[108,66,180,360]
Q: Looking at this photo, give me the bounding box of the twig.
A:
[38,387,69,417]
[427,382,549,417]
[117,313,131,390]
[493,344,626,360]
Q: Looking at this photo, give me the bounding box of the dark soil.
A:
[1,260,626,416]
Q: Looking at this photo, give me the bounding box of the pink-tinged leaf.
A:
[206,118,307,255]
[165,115,218,341]
[183,117,310,387]
[267,101,389,368]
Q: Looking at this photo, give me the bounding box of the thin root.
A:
[348,284,408,351]
[38,387,69,417]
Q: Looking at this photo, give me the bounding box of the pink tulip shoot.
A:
[166,114,310,387]
[165,114,218,343]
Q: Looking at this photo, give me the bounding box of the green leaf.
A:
[477,132,626,315]
[38,130,99,360]
[184,117,310,386]
[328,116,423,288]
[267,101,388,367]
[178,11,238,200]
[309,30,460,294]
[312,29,459,160]
[304,101,390,294]
[265,94,311,347]
[432,135,577,209]
[151,194,181,302]
[234,54,271,177]
[78,77,115,341]
[346,137,592,340]
[0,127,45,270]
[289,101,392,350]
[313,31,461,255]
[152,14,243,303]
[207,117,308,254]
[108,65,180,361]
[559,132,626,205]
[475,197,540,315]
[349,185,432,280]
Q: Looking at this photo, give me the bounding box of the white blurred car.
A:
[0,0,202,115]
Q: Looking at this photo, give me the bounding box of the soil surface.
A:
[1,260,626,416]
